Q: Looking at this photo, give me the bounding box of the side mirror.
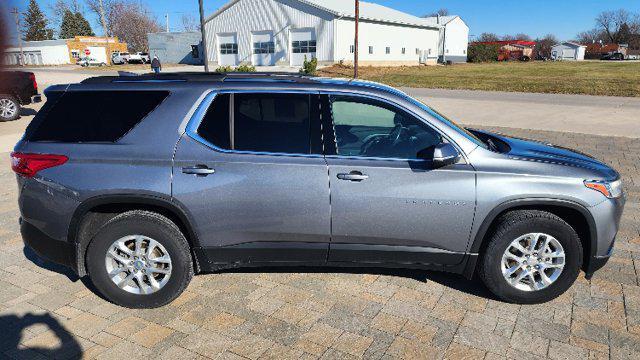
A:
[421,143,460,168]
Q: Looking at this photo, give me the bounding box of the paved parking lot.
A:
[1,123,639,359]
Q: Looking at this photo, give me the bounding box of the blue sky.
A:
[5,0,640,42]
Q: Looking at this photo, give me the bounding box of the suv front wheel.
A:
[86,210,193,308]
[479,210,583,304]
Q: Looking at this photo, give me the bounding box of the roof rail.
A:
[80,72,320,84]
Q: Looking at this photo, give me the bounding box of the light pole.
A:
[11,7,25,66]
[198,0,210,72]
[354,0,359,78]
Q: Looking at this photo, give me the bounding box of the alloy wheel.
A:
[501,233,565,291]
[104,235,172,295]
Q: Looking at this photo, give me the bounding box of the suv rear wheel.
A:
[479,210,583,304]
[86,210,193,308]
[0,95,20,121]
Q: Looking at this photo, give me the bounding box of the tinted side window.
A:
[29,91,168,143]
[234,93,311,154]
[198,93,231,149]
[330,96,442,159]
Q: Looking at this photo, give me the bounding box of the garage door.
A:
[252,31,275,66]
[218,33,238,66]
[88,47,107,63]
[290,29,316,66]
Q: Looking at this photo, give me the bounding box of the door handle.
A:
[182,165,215,176]
[337,171,369,182]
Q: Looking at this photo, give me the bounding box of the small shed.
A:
[551,42,586,61]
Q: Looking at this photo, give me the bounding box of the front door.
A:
[323,94,476,266]
[173,91,330,266]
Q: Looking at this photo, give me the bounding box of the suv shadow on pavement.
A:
[1,313,82,358]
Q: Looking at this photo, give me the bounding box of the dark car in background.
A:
[0,71,40,121]
[601,52,625,61]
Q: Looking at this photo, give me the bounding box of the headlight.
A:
[584,179,623,199]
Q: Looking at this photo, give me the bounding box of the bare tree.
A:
[180,14,200,32]
[107,1,162,52]
[424,8,449,18]
[535,34,559,58]
[595,9,638,43]
[478,32,500,42]
[85,0,112,36]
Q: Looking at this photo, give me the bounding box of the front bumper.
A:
[21,218,76,271]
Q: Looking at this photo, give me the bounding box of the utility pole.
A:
[165,14,170,32]
[97,0,111,64]
[354,0,359,78]
[198,0,210,72]
[11,7,25,66]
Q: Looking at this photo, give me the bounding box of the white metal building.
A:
[204,0,449,67]
[551,42,586,61]
[3,39,70,66]
[422,15,469,63]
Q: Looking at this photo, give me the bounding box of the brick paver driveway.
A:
[1,126,639,360]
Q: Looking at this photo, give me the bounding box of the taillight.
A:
[29,73,37,92]
[10,152,68,178]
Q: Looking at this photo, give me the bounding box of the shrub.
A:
[467,43,501,63]
[214,65,234,73]
[299,56,318,75]
[235,63,256,72]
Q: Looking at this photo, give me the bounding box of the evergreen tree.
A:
[59,9,94,39]
[59,10,75,39]
[23,0,54,41]
[74,12,94,36]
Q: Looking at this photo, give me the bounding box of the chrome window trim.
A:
[184,90,325,159]
[321,91,469,164]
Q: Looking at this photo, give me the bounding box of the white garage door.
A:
[88,46,107,63]
[252,31,275,66]
[290,29,317,66]
[218,33,238,66]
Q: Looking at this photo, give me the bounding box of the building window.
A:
[416,48,420,55]
[71,50,80,59]
[220,43,238,55]
[369,46,374,54]
[446,49,449,54]
[253,41,275,54]
[350,45,355,54]
[191,45,200,58]
[428,48,432,55]
[385,47,391,54]
[401,48,406,55]
[292,40,317,54]
[463,49,466,55]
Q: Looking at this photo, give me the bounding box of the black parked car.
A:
[601,52,625,61]
[0,71,41,121]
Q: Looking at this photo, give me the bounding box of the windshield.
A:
[396,91,489,149]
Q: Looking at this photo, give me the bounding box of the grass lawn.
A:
[318,61,640,97]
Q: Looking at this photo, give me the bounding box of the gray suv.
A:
[13,73,625,308]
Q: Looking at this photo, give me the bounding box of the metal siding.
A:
[205,0,334,65]
[148,32,204,65]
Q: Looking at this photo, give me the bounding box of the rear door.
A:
[322,94,476,266]
[172,91,330,266]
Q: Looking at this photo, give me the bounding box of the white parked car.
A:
[112,52,130,65]
[127,52,150,64]
[77,57,106,67]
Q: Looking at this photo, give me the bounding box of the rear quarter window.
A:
[27,90,169,143]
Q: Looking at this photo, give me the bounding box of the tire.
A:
[478,210,583,304]
[0,95,20,121]
[86,210,193,308]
